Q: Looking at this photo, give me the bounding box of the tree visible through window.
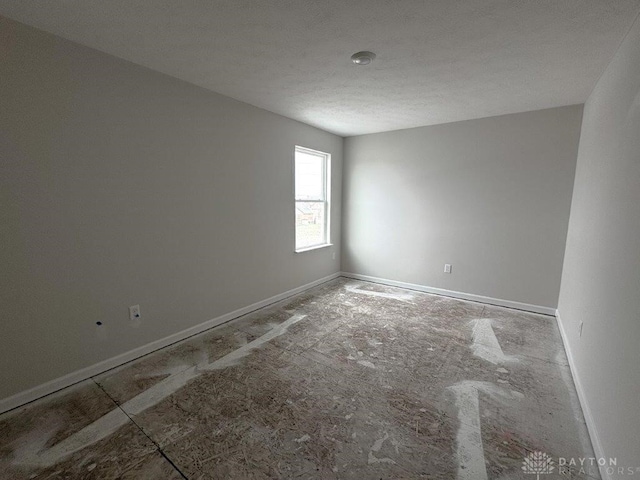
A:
[295,146,330,251]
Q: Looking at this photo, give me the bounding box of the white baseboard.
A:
[0,272,341,415]
[555,309,608,480]
[341,272,556,315]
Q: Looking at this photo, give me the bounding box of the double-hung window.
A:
[294,146,331,251]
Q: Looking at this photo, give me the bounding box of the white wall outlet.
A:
[129,305,141,321]
[332,252,336,260]
[444,264,452,274]
[579,321,584,337]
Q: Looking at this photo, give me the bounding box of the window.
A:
[294,146,331,251]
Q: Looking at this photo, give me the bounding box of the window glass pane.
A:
[295,151,324,200]
[295,201,326,249]
[294,146,330,251]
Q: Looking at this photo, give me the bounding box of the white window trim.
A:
[294,146,331,252]
[294,243,334,254]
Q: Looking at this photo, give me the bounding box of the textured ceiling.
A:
[1,1,640,136]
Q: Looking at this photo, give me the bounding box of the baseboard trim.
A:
[555,309,608,480]
[340,272,556,315]
[0,272,341,415]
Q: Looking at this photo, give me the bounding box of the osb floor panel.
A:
[0,278,599,479]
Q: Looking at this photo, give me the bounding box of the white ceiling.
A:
[2,1,640,136]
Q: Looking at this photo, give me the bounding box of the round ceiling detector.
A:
[351,51,376,65]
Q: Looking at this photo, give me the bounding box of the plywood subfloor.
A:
[0,278,598,479]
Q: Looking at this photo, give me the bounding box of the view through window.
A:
[295,146,330,251]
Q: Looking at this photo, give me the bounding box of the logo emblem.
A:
[522,451,555,479]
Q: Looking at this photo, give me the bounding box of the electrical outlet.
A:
[332,252,336,260]
[129,305,141,322]
[444,264,452,274]
[579,321,584,337]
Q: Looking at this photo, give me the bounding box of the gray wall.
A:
[558,14,640,472]
[0,18,342,401]
[342,106,583,308]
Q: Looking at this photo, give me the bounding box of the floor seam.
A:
[92,379,190,480]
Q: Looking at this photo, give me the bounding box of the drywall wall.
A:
[342,106,582,309]
[0,17,342,402]
[558,13,640,475]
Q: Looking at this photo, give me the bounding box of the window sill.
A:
[295,243,333,253]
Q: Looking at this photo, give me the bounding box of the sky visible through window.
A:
[295,151,323,200]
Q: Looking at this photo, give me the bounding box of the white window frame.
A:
[294,146,331,252]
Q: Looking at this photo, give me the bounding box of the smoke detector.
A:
[351,51,376,65]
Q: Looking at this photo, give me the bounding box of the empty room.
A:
[1,1,639,479]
